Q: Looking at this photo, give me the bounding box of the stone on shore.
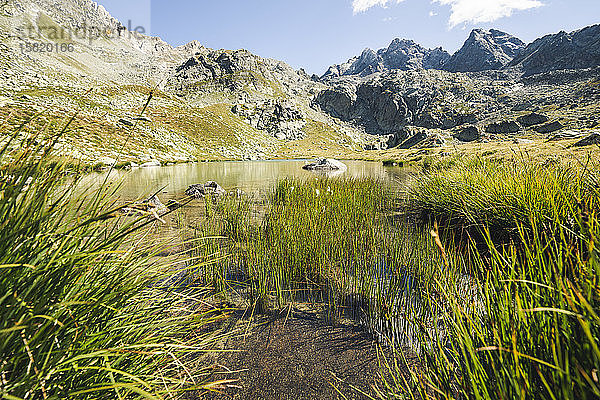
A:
[185,181,227,199]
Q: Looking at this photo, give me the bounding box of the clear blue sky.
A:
[98,0,600,75]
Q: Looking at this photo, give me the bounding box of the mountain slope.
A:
[0,0,366,163]
[509,24,600,75]
[443,29,525,73]
[321,39,450,80]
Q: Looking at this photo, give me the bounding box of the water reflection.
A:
[78,160,403,200]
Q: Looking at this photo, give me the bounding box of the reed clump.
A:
[399,157,600,399]
[0,127,228,398]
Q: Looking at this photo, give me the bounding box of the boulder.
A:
[534,121,564,134]
[185,181,226,199]
[302,158,347,171]
[453,125,481,142]
[120,194,169,223]
[572,132,600,147]
[146,195,169,215]
[140,160,161,168]
[485,120,520,134]
[517,113,549,127]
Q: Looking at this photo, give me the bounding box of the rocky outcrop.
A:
[166,49,309,100]
[485,120,520,134]
[232,100,306,140]
[443,29,525,73]
[321,39,450,80]
[517,113,549,127]
[510,24,600,76]
[572,132,600,147]
[185,182,226,199]
[454,125,481,142]
[314,70,485,142]
[534,121,564,134]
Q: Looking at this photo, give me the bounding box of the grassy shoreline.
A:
[186,155,600,399]
[3,105,599,398]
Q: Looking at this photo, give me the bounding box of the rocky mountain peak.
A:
[443,28,525,72]
[509,24,600,75]
[321,38,450,80]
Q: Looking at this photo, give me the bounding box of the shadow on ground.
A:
[191,308,416,400]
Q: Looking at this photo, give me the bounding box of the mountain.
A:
[1,0,600,159]
[321,39,450,80]
[0,0,365,162]
[443,29,526,73]
[509,24,600,76]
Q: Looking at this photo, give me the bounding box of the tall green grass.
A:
[193,177,445,349]
[195,157,600,399]
[402,157,600,399]
[0,125,227,398]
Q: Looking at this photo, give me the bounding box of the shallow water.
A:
[79,159,404,200]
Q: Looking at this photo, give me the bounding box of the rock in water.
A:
[302,158,347,171]
[517,113,549,127]
[572,132,600,147]
[146,195,169,216]
[185,181,226,199]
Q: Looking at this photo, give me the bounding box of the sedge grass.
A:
[402,157,600,399]
[0,121,229,398]
[192,155,600,399]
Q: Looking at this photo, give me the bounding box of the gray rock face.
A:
[534,121,564,134]
[485,120,520,134]
[314,70,482,142]
[232,100,306,140]
[389,126,428,148]
[510,24,600,75]
[443,29,525,73]
[517,113,549,127]
[454,125,481,142]
[185,182,226,199]
[321,39,450,80]
[572,132,600,147]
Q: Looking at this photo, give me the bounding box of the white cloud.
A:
[432,0,544,28]
[429,10,438,17]
[352,0,405,14]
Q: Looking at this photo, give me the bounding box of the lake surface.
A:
[80,160,402,200]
